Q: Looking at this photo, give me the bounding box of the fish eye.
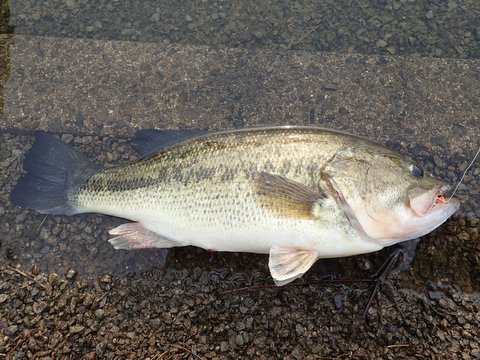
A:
[408,164,424,178]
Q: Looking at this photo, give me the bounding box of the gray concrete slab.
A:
[9,0,480,58]
[2,35,478,160]
[1,35,480,359]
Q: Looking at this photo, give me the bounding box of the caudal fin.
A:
[10,131,99,215]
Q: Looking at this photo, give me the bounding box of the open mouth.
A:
[399,184,460,243]
[432,185,450,208]
[409,184,454,216]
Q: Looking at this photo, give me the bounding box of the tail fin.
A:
[10,131,99,215]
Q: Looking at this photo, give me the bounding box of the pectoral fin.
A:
[269,246,319,286]
[253,172,325,220]
[108,223,180,250]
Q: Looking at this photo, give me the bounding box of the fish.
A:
[10,126,460,285]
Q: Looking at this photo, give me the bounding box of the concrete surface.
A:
[1,35,478,160]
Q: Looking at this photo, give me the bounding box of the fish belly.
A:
[81,183,383,257]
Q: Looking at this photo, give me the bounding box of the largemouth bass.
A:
[10,127,459,285]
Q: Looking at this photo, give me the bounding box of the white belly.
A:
[140,212,383,258]
[85,185,383,258]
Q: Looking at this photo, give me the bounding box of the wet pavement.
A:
[1,1,480,359]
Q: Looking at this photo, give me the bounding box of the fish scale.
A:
[75,129,337,220]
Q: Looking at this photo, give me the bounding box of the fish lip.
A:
[435,184,449,201]
[428,184,460,214]
[409,183,459,217]
[438,184,449,196]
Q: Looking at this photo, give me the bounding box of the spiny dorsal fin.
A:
[269,246,319,286]
[253,172,325,220]
[131,129,208,157]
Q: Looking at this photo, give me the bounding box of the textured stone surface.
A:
[1,265,480,358]
[2,35,479,155]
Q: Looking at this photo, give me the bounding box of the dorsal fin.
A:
[131,129,209,157]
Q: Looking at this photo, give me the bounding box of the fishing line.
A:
[448,147,480,201]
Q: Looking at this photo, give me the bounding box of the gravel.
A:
[1,263,480,358]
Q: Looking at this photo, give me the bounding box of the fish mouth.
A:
[409,184,460,217]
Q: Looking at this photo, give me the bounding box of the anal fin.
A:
[268,246,319,286]
[108,223,180,250]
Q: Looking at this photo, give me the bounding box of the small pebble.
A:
[66,268,77,280]
[220,341,228,352]
[96,342,107,357]
[16,211,28,222]
[33,301,48,314]
[333,294,343,309]
[4,325,18,336]
[70,325,85,334]
[428,291,443,300]
[386,46,396,54]
[235,333,244,346]
[376,39,387,48]
[40,245,51,254]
